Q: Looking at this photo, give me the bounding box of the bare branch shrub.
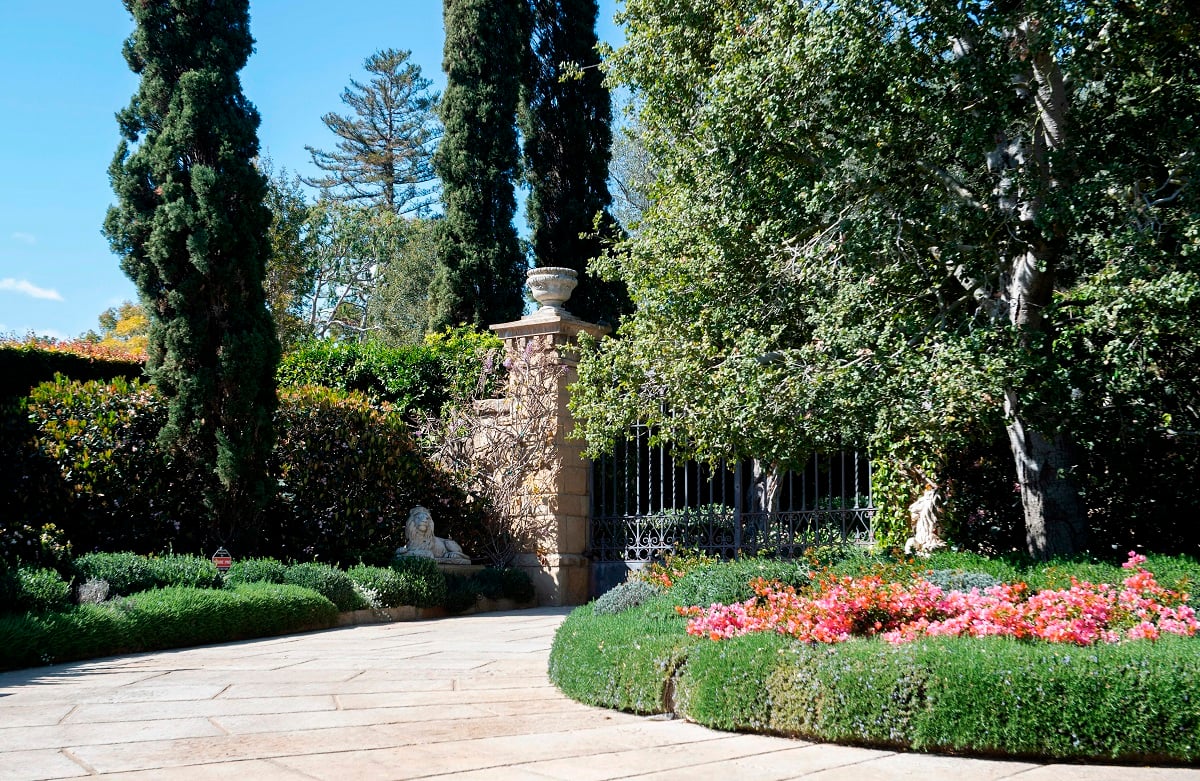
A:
[419,336,564,566]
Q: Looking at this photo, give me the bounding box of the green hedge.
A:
[276,329,503,416]
[0,583,337,671]
[3,377,486,564]
[549,596,697,714]
[283,562,364,611]
[389,556,448,608]
[73,552,222,596]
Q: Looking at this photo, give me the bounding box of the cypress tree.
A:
[523,0,627,323]
[429,0,529,330]
[103,0,280,546]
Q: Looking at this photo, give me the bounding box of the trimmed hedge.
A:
[549,596,697,714]
[223,557,287,586]
[443,567,536,614]
[73,552,221,596]
[283,562,364,611]
[0,583,337,671]
[669,558,811,608]
[390,556,448,608]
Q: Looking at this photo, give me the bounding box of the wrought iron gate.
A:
[588,427,875,595]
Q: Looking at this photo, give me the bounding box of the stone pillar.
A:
[489,268,608,606]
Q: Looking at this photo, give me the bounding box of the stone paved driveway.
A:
[1,607,1196,780]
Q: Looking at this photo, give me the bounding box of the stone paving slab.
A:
[0,607,1196,780]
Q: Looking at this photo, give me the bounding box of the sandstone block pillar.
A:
[488,268,608,606]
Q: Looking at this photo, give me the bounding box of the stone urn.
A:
[527,266,578,316]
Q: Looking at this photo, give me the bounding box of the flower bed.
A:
[681,553,1198,646]
[548,551,1200,763]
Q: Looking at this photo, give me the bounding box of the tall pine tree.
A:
[523,0,626,323]
[104,0,280,546]
[304,49,441,216]
[429,0,529,330]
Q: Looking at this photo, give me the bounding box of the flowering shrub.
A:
[643,549,719,590]
[681,552,1198,646]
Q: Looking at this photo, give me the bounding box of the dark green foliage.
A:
[389,555,448,608]
[8,378,482,565]
[480,568,537,607]
[73,552,221,595]
[522,0,628,323]
[0,584,337,672]
[12,377,211,554]
[443,567,536,612]
[593,579,663,615]
[429,0,528,330]
[10,568,72,614]
[669,558,811,608]
[148,554,222,589]
[0,345,142,402]
[499,567,535,603]
[276,329,503,415]
[270,385,484,564]
[223,557,287,586]
[548,599,696,714]
[283,562,364,611]
[346,564,408,608]
[674,631,791,732]
[73,552,156,597]
[103,0,281,542]
[585,0,1200,558]
[443,573,480,614]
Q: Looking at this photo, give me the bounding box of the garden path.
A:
[0,608,1194,780]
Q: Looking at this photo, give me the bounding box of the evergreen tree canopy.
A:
[103,0,280,544]
[574,0,1200,558]
[304,49,441,216]
[522,0,627,323]
[429,0,529,330]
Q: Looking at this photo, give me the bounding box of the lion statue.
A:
[396,506,471,563]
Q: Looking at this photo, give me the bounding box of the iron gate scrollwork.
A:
[588,426,875,595]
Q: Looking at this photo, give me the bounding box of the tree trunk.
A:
[996,22,1087,559]
[1004,388,1087,559]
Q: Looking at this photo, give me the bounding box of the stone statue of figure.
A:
[396,506,471,563]
[903,484,946,558]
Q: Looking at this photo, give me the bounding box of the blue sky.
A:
[0,1,622,340]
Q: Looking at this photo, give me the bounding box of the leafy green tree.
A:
[261,160,319,350]
[304,49,440,216]
[522,0,627,323]
[608,109,656,234]
[300,201,408,341]
[575,0,1200,558]
[103,0,280,544]
[429,0,529,330]
[366,217,440,345]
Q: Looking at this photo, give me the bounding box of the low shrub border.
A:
[0,583,338,672]
[549,561,1200,764]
